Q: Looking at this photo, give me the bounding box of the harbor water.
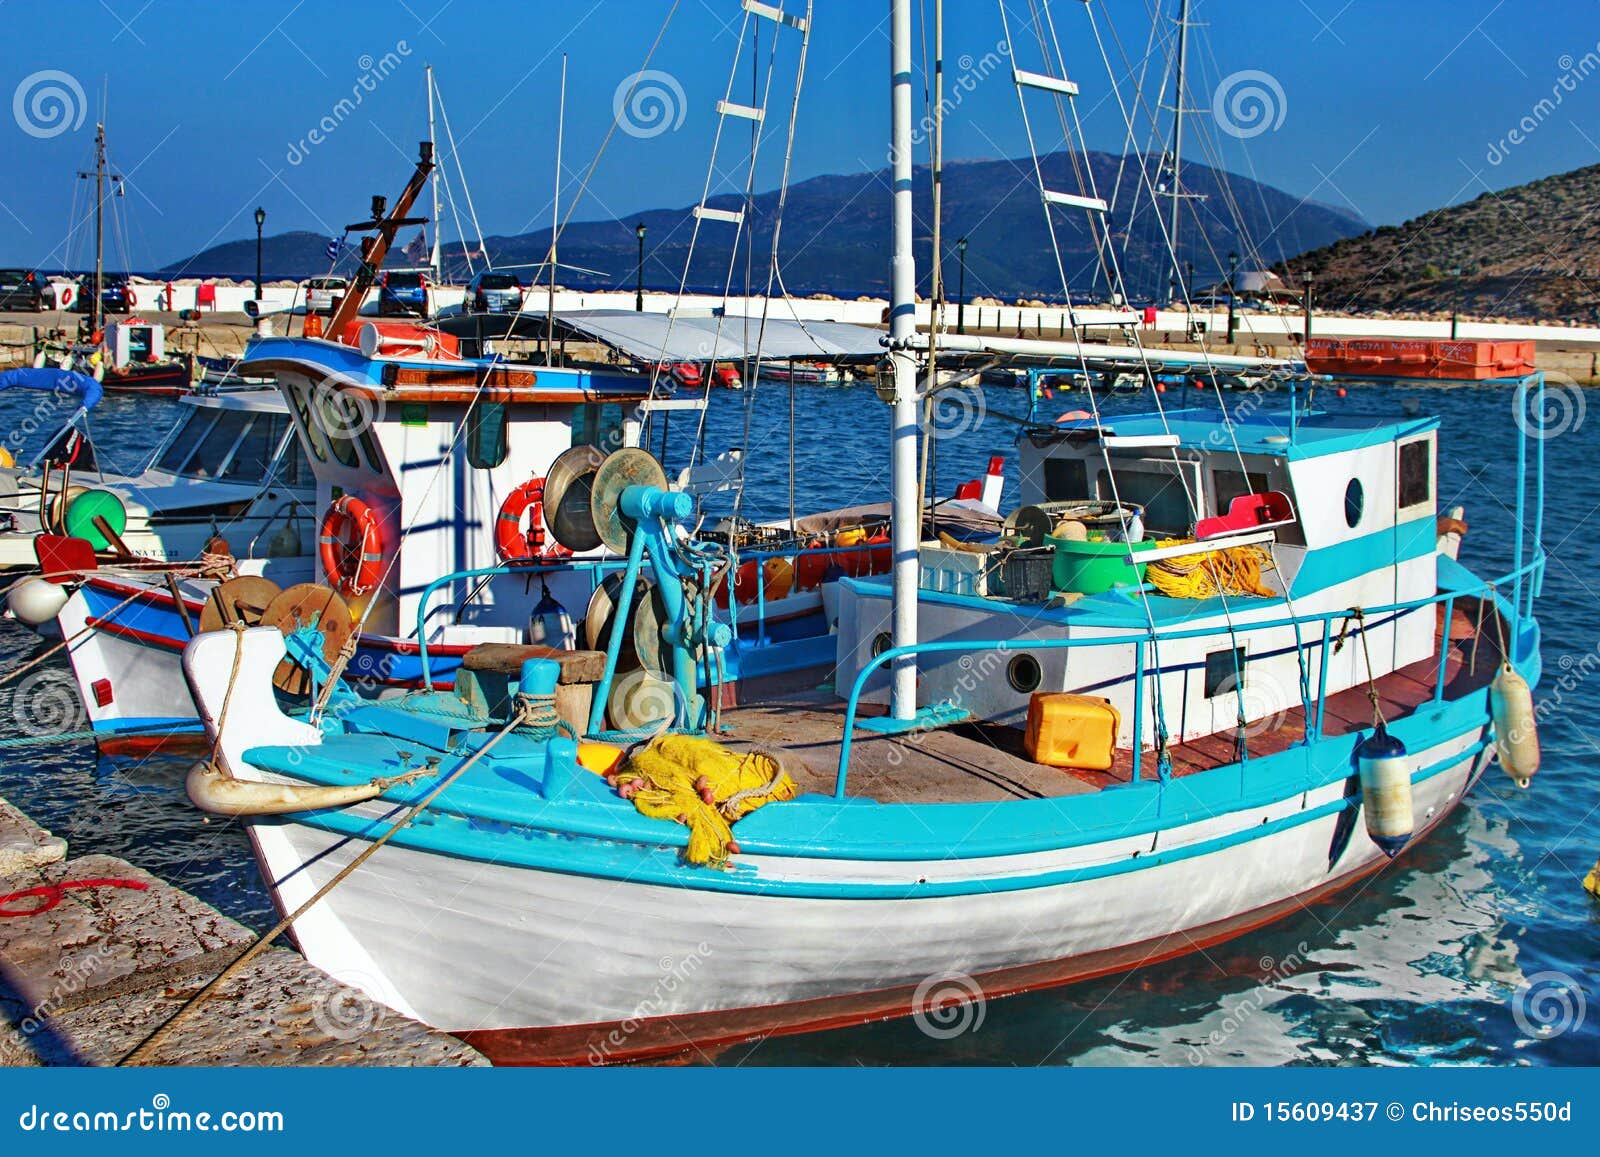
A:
[1,377,1595,1065]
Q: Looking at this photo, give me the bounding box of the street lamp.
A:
[1301,270,1315,341]
[1226,250,1239,343]
[254,207,266,301]
[635,222,647,312]
[956,236,969,334]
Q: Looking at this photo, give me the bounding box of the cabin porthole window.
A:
[1343,478,1364,528]
[1007,653,1043,693]
[871,631,892,657]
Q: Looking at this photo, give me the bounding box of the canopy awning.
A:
[436,308,886,365]
[0,367,104,410]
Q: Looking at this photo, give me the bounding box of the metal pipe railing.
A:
[831,553,1545,798]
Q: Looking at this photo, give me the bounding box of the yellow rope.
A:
[610,734,797,868]
[1146,541,1277,600]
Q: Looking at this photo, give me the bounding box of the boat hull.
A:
[243,726,1489,1065]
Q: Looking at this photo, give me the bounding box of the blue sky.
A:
[2,0,1597,270]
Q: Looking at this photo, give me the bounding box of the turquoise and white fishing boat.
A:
[178,0,1545,1064]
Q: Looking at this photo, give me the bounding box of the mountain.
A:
[163,152,1369,300]
[1279,163,1600,322]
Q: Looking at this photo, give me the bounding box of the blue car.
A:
[379,271,430,317]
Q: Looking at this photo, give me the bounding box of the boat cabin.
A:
[837,403,1442,747]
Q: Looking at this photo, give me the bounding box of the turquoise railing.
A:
[411,540,884,686]
[831,552,1546,799]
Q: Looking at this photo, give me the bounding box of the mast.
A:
[888,0,919,720]
[427,65,442,282]
[546,54,566,364]
[1165,0,1190,304]
[77,123,118,334]
[327,142,435,341]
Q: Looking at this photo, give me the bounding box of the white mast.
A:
[888,0,920,719]
[427,65,442,282]
[1165,0,1190,304]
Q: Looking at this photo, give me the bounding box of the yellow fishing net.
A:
[1146,541,1277,599]
[613,734,799,868]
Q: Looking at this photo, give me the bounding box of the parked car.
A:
[0,269,46,312]
[465,271,523,314]
[303,276,348,315]
[74,274,136,314]
[378,271,429,317]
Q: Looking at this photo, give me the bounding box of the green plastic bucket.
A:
[1048,535,1157,595]
[64,489,128,551]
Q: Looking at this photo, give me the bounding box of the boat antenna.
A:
[327,142,435,341]
[888,0,920,721]
[547,53,566,365]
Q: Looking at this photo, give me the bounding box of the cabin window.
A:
[221,414,286,482]
[284,381,330,463]
[466,402,509,469]
[310,387,363,469]
[1344,478,1364,528]
[1096,465,1194,536]
[1043,457,1089,502]
[1204,647,1247,698]
[186,411,254,479]
[1398,439,1431,509]
[1213,469,1269,512]
[155,409,220,473]
[572,403,626,453]
[277,433,311,487]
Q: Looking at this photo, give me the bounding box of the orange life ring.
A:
[318,495,384,596]
[125,289,137,309]
[496,476,570,563]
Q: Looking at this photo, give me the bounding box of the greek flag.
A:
[325,237,341,262]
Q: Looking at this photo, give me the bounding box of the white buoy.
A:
[1357,725,1413,859]
[1490,661,1540,788]
[7,578,70,628]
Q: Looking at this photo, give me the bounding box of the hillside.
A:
[164,152,1367,300]
[1280,164,1600,322]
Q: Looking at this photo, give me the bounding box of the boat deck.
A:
[718,598,1504,805]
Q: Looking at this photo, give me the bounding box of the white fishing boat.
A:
[174,0,1544,1066]
[0,373,312,574]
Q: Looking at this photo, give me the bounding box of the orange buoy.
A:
[318,496,384,597]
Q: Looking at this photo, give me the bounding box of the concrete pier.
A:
[0,797,485,1067]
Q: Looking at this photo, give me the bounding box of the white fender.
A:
[185,759,394,816]
[1490,661,1539,788]
[182,626,322,775]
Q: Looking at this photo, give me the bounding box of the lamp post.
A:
[1226,250,1239,343]
[254,207,266,301]
[635,222,647,312]
[1301,269,1314,341]
[956,236,968,334]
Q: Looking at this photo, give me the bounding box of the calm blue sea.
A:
[0,377,1595,1066]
